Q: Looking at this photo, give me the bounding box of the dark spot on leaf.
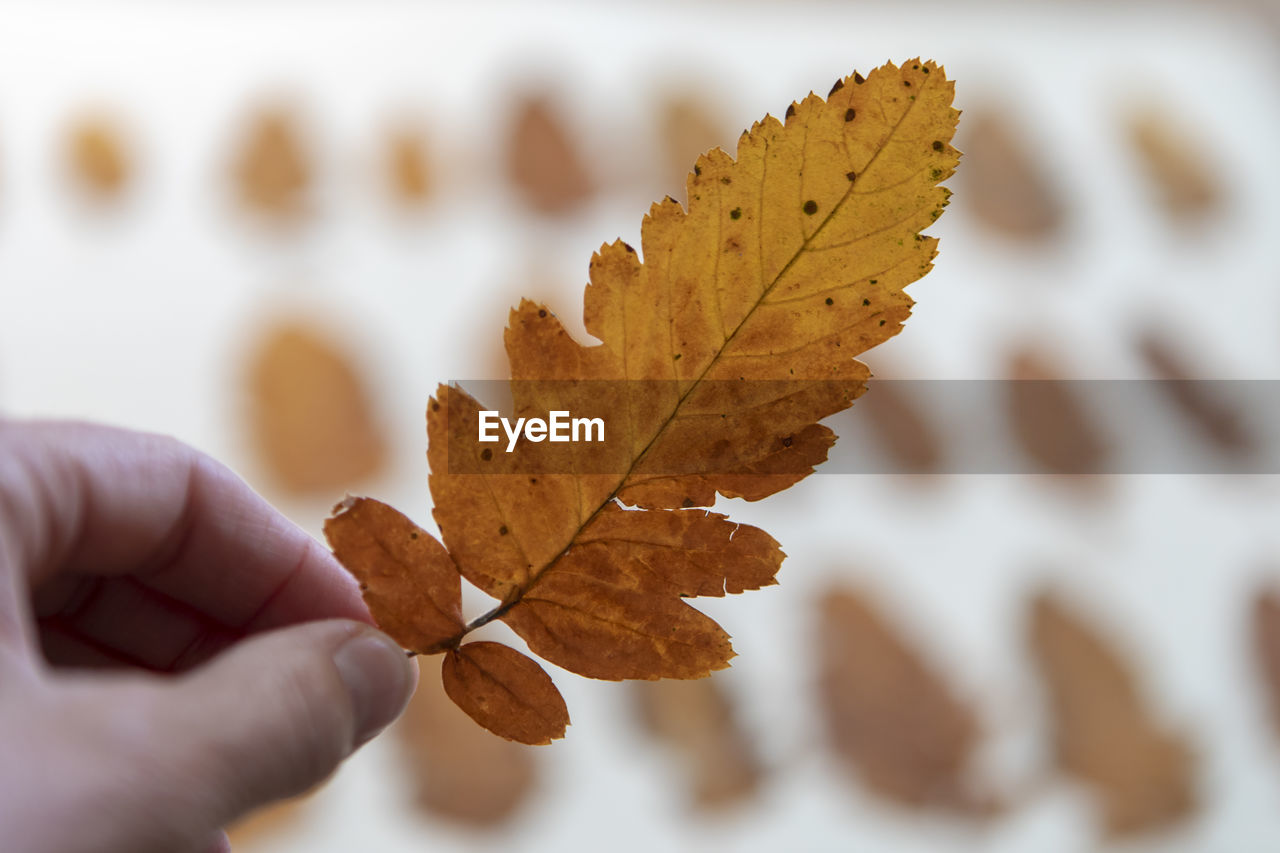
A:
[932,140,944,152]
[854,72,865,84]
[730,207,742,220]
[903,80,911,87]
[721,176,731,185]
[431,402,440,412]
[845,108,856,122]
[869,279,878,285]
[499,525,509,536]
[863,298,871,306]
[530,477,538,483]
[673,353,682,360]
[846,171,857,182]
[829,78,845,96]
[538,309,547,318]
[803,199,818,215]
[913,64,920,70]
[879,319,886,326]
[623,242,635,253]
[785,103,796,119]
[922,66,930,74]
[694,165,701,176]
[409,531,419,539]
[480,448,493,461]
[931,168,942,179]
[825,297,834,305]
[681,497,695,508]
[359,583,369,591]
[782,435,794,448]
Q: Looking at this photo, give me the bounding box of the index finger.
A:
[1,420,370,633]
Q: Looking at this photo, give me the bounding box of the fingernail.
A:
[332,630,416,745]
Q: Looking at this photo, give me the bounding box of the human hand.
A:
[0,421,418,853]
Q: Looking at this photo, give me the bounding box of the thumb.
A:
[149,620,417,825]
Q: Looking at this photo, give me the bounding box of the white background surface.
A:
[2,1,1280,850]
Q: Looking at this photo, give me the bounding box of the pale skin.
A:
[0,421,418,853]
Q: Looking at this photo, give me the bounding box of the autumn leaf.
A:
[506,92,595,215]
[1136,327,1254,457]
[245,319,387,495]
[66,113,132,200]
[385,124,433,207]
[325,497,462,654]
[816,587,994,814]
[1006,348,1108,475]
[1028,593,1196,837]
[958,107,1064,241]
[327,60,960,742]
[1253,588,1280,740]
[232,106,312,220]
[632,674,763,811]
[442,641,570,746]
[1126,107,1222,224]
[858,376,944,474]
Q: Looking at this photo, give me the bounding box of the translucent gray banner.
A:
[442,379,1280,475]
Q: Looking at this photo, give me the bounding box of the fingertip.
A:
[242,535,377,631]
[332,628,418,745]
[199,830,232,853]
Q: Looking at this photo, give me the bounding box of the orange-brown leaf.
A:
[1029,593,1196,837]
[232,107,312,220]
[66,114,131,200]
[245,319,386,494]
[1253,589,1280,739]
[385,124,433,206]
[958,107,1064,241]
[816,587,993,814]
[1137,328,1254,456]
[857,377,945,473]
[506,93,594,215]
[334,60,959,736]
[632,674,762,811]
[1007,348,1108,475]
[441,641,569,745]
[1126,108,1222,223]
[323,497,462,654]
